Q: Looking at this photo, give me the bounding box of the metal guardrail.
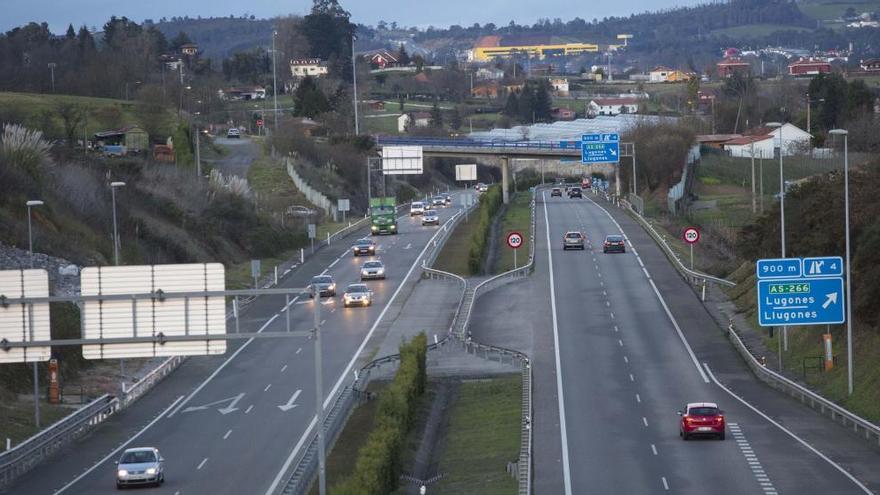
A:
[618,198,736,287]
[120,356,185,408]
[726,323,880,446]
[377,136,581,152]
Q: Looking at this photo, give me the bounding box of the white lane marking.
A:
[296,347,302,354]
[605,301,611,307]
[613,325,619,332]
[636,393,641,403]
[264,384,272,392]
[286,296,300,309]
[296,300,309,305]
[599,281,604,287]
[623,356,629,364]
[328,259,339,268]
[320,319,326,325]
[223,429,232,440]
[618,339,623,347]
[197,458,208,470]
[651,444,658,456]
[330,308,336,313]
[609,312,614,319]
[167,314,279,418]
[662,477,669,490]
[703,364,872,494]
[267,208,469,495]
[629,373,635,382]
[725,422,777,495]
[585,194,709,383]
[245,405,254,414]
[281,364,288,372]
[542,192,574,495]
[54,395,185,494]
[642,417,649,427]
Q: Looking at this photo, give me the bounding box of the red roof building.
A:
[717,58,751,78]
[365,49,399,69]
[788,59,831,76]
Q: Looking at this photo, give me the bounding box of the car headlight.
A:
[371,226,378,231]
[377,268,384,274]
[118,470,128,478]
[146,468,157,475]
[391,225,396,229]
[328,284,336,291]
[369,246,375,250]
[361,270,369,275]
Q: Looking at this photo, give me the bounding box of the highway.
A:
[5,197,469,495]
[538,190,872,494]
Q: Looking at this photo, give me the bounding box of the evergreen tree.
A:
[65,24,76,39]
[397,44,410,65]
[292,76,331,118]
[449,107,463,130]
[503,92,519,117]
[170,31,193,51]
[429,102,443,128]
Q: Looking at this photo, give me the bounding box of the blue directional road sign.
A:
[756,256,845,327]
[559,140,581,149]
[581,133,620,164]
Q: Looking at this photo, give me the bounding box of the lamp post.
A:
[272,31,279,133]
[766,122,788,357]
[829,128,853,396]
[47,63,56,92]
[26,200,44,428]
[351,33,360,135]
[750,138,756,214]
[110,181,126,384]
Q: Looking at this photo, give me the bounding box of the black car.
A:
[603,235,626,253]
[568,187,583,198]
[351,238,377,256]
[309,275,337,297]
[550,187,562,197]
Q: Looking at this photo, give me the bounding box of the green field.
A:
[434,376,521,495]
[0,91,147,136]
[494,193,532,274]
[711,24,813,39]
[798,0,880,20]
[433,212,483,276]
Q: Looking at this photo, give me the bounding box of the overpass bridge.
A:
[376,136,633,203]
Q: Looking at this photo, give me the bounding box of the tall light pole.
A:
[110,182,126,383]
[351,33,360,135]
[750,138,757,214]
[830,128,853,396]
[47,63,56,92]
[766,122,788,354]
[26,200,44,428]
[272,31,279,133]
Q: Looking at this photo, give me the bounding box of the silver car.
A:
[360,260,386,280]
[310,275,337,297]
[116,447,164,488]
[422,210,440,226]
[562,231,585,250]
[343,284,373,307]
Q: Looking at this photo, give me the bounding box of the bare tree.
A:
[53,99,86,149]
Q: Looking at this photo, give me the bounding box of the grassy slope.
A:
[710,24,813,38]
[798,0,880,20]
[433,212,482,276]
[494,192,532,274]
[0,91,145,135]
[434,377,521,494]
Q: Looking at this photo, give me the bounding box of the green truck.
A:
[369,197,398,235]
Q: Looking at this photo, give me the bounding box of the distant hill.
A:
[150,17,275,60]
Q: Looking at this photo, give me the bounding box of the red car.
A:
[679,402,726,440]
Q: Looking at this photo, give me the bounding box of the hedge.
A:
[330,333,428,495]
[467,185,503,274]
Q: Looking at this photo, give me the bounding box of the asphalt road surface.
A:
[5,199,468,495]
[539,190,872,494]
[206,136,260,177]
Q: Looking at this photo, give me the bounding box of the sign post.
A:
[582,133,621,197]
[683,227,700,270]
[338,199,350,224]
[251,259,261,289]
[507,231,524,270]
[308,223,317,253]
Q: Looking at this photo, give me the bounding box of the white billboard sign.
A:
[0,269,51,363]
[82,263,227,359]
[338,199,350,212]
[455,164,477,181]
[382,146,423,175]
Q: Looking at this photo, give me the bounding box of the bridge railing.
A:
[377,136,577,151]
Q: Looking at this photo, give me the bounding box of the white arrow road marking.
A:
[278,389,302,412]
[404,243,412,250]
[822,292,838,309]
[182,393,245,415]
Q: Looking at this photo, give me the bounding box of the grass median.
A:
[433,211,483,276]
[494,192,532,274]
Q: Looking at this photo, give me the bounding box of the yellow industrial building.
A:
[471,35,601,62]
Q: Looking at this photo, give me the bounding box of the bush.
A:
[467,185,502,274]
[331,333,427,495]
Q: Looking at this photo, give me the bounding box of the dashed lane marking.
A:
[727,422,778,495]
[651,444,658,456]
[223,430,232,440]
[245,405,254,414]
[662,477,669,491]
[197,458,208,470]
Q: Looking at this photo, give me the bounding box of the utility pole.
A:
[312,285,327,495]
[272,31,279,132]
[194,125,202,177]
[47,63,56,92]
[351,33,360,135]
[26,200,44,428]
[750,139,757,214]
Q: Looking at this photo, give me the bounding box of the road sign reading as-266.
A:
[507,232,524,249]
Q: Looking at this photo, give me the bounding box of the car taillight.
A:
[715,415,724,422]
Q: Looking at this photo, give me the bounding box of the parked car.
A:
[603,234,626,253]
[309,275,336,297]
[562,231,585,250]
[360,260,386,280]
[116,447,164,489]
[343,284,373,307]
[351,238,377,257]
[410,202,425,216]
[422,210,440,226]
[679,402,726,440]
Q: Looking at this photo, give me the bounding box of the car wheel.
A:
[682,432,689,441]
[343,302,349,308]
[308,294,314,299]
[719,431,725,440]
[116,483,123,490]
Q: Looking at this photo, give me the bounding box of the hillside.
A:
[150,17,275,60]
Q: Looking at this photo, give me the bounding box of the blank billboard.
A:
[82,263,227,359]
[0,269,51,363]
[455,164,477,181]
[382,146,423,175]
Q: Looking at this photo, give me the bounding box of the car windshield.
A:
[348,285,368,293]
[364,262,382,268]
[412,202,423,208]
[120,451,156,464]
[552,188,560,192]
[371,206,395,215]
[356,239,373,246]
[566,233,582,238]
[689,407,720,416]
[312,276,332,284]
[606,236,623,242]
[426,211,437,216]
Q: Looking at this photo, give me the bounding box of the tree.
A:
[397,44,410,66]
[449,107,463,130]
[303,0,355,81]
[53,100,86,150]
[412,54,425,73]
[429,103,443,128]
[292,76,330,118]
[170,31,192,51]
[503,92,519,117]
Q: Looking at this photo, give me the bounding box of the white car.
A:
[360,260,386,280]
[410,202,425,216]
[343,284,373,307]
[226,128,241,138]
[422,210,440,226]
[116,447,164,489]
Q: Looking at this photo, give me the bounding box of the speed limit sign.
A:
[683,227,700,244]
[507,232,524,249]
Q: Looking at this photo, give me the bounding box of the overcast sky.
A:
[4,0,706,33]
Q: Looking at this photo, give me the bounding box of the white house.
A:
[588,97,639,116]
[549,77,569,96]
[649,66,674,83]
[290,58,328,78]
[744,123,812,156]
[475,67,505,80]
[722,135,775,158]
[397,112,431,132]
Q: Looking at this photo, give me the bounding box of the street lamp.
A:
[25,199,44,428]
[110,182,126,266]
[829,128,853,396]
[351,33,360,135]
[272,31,279,133]
[766,122,789,355]
[47,63,56,92]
